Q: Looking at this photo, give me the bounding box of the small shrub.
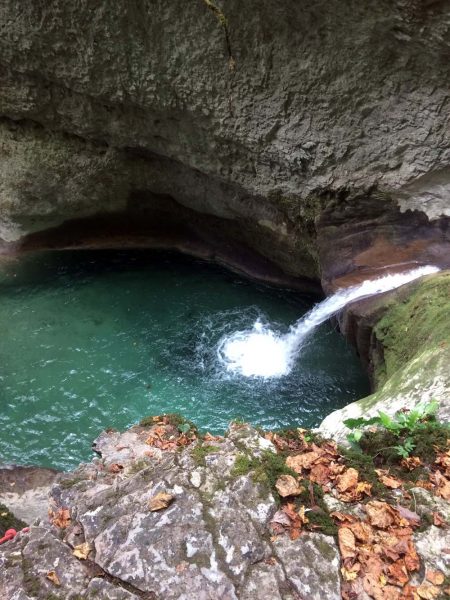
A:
[344,401,440,458]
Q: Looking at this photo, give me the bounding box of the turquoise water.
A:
[0,250,369,470]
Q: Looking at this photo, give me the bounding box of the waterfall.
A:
[217,265,439,378]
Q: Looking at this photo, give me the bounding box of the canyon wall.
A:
[1,0,450,285]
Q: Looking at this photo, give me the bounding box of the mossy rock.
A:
[191,443,221,466]
[320,272,450,443]
[373,271,450,386]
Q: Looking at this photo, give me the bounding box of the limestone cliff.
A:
[1,1,450,284]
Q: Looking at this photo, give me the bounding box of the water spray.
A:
[217,266,439,378]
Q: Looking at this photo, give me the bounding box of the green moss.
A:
[22,557,42,597]
[139,415,157,427]
[128,458,151,474]
[343,273,450,435]
[407,422,450,463]
[0,503,27,536]
[357,429,400,463]
[191,444,221,467]
[139,413,197,434]
[231,451,299,502]
[351,420,449,467]
[312,534,339,561]
[342,419,450,497]
[414,511,434,533]
[339,447,389,498]
[255,451,299,491]
[231,453,255,477]
[373,273,450,386]
[294,483,338,536]
[58,476,84,489]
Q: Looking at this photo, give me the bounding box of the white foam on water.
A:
[217,265,440,379]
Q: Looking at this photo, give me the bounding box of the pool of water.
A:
[0,250,369,470]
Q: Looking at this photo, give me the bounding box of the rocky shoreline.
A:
[1,416,450,599]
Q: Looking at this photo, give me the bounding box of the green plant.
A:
[344,400,439,458]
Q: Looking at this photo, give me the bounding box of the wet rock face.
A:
[0,423,343,599]
[1,1,450,282]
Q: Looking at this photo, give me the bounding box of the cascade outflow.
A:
[217,265,439,378]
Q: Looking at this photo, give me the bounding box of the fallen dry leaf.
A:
[50,507,71,529]
[338,527,357,560]
[362,571,385,599]
[437,479,450,501]
[280,502,309,540]
[375,469,403,489]
[330,511,357,524]
[109,463,124,474]
[365,501,396,528]
[309,463,333,486]
[270,510,291,527]
[46,571,60,586]
[435,448,450,478]
[334,469,372,502]
[275,474,304,497]
[379,585,402,600]
[430,470,450,500]
[348,521,373,544]
[336,468,359,493]
[425,570,444,586]
[432,512,446,527]
[298,505,309,525]
[341,565,359,581]
[400,585,418,600]
[387,559,409,586]
[415,480,434,491]
[416,583,441,599]
[355,481,372,498]
[149,492,174,511]
[203,432,222,442]
[73,542,92,560]
[285,450,321,472]
[401,456,422,471]
[404,543,420,573]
